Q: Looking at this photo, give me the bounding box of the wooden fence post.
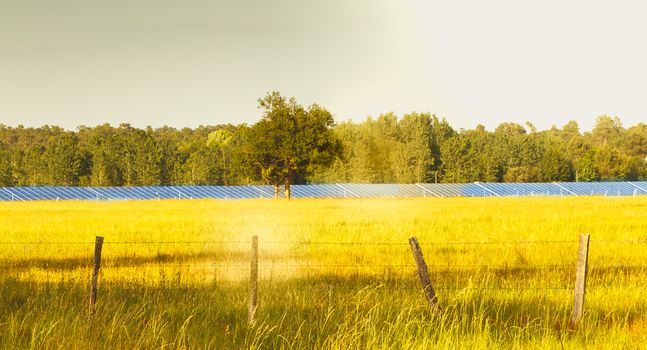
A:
[248,235,258,325]
[408,236,441,315]
[569,233,590,330]
[90,236,104,314]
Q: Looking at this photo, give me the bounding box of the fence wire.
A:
[2,263,645,270]
[2,239,645,294]
[5,239,646,245]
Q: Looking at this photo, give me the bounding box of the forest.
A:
[0,113,645,187]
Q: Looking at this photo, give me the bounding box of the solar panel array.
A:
[1,181,646,201]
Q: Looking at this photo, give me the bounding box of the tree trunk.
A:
[284,178,291,199]
[273,184,279,199]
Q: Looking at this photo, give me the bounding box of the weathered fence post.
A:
[569,233,590,330]
[408,236,441,315]
[248,235,259,325]
[90,236,104,314]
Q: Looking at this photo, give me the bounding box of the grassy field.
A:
[0,196,646,349]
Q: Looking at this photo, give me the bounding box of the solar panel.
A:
[292,184,344,198]
[1,181,646,201]
[0,188,14,201]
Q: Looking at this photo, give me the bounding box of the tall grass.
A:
[0,197,645,349]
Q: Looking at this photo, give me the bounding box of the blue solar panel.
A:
[0,188,13,201]
[1,181,646,201]
[292,184,344,198]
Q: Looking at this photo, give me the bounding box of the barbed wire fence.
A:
[1,238,645,272]
[1,236,646,326]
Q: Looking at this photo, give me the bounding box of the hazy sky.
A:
[1,0,646,131]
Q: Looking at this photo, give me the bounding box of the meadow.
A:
[0,196,645,349]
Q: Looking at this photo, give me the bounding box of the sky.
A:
[1,0,646,131]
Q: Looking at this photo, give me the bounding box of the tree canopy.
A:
[246,92,342,198]
[0,100,646,191]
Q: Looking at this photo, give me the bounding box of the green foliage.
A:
[595,145,638,180]
[591,115,623,146]
[538,148,574,182]
[503,166,540,183]
[440,135,480,183]
[43,132,81,186]
[576,150,600,182]
[0,111,645,187]
[393,112,435,183]
[245,92,342,197]
[623,123,647,157]
[0,141,12,186]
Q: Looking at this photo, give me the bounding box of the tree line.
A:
[1,93,646,190]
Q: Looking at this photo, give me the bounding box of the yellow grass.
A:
[0,196,646,349]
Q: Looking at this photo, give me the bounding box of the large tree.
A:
[247,92,342,198]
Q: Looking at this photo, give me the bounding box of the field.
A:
[1,196,646,349]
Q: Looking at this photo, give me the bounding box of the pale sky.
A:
[1,0,646,131]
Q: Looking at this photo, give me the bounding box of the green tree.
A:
[623,123,647,157]
[226,125,259,185]
[440,135,480,183]
[538,147,574,182]
[394,112,435,183]
[595,145,637,180]
[86,126,125,186]
[151,126,183,185]
[503,166,541,183]
[23,146,48,185]
[0,141,12,186]
[576,149,600,182]
[247,92,342,198]
[207,129,235,185]
[43,132,81,186]
[561,120,581,140]
[133,128,162,186]
[364,113,400,183]
[492,123,543,182]
[590,115,623,146]
[317,121,372,183]
[182,142,218,185]
[429,115,455,182]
